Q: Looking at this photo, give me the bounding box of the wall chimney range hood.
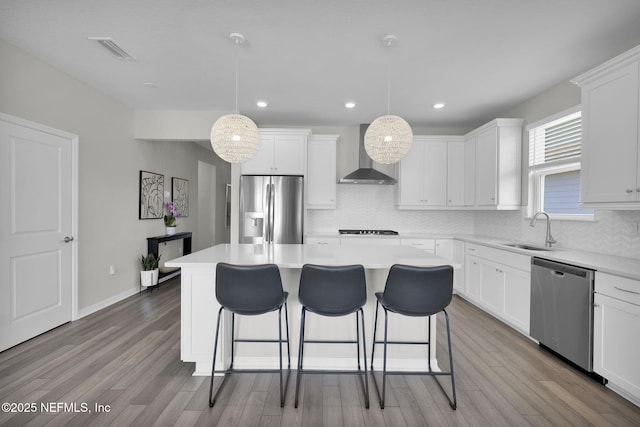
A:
[339,124,397,185]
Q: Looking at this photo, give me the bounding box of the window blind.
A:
[529,111,582,167]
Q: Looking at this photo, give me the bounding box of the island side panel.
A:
[181,266,230,376]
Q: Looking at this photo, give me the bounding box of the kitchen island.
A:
[166,243,456,376]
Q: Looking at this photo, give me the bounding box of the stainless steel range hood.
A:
[339,124,397,185]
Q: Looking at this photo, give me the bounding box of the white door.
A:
[197,160,216,250]
[0,114,76,352]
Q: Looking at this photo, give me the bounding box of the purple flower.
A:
[163,200,181,226]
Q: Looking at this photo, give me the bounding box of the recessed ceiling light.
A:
[143,82,158,88]
[256,101,268,108]
[345,102,356,109]
[433,103,445,109]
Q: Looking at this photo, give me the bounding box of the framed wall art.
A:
[139,170,164,219]
[171,177,189,217]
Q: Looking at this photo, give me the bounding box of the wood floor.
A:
[1,278,639,427]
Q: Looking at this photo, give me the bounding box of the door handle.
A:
[63,236,74,243]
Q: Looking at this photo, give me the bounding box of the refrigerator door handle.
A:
[265,183,272,243]
[269,183,275,243]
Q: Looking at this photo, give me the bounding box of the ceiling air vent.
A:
[88,37,135,60]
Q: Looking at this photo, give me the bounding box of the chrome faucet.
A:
[530,211,557,247]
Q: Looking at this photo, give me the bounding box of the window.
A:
[527,106,594,220]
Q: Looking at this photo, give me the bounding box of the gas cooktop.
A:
[339,229,399,235]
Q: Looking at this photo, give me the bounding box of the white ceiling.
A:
[2,0,640,130]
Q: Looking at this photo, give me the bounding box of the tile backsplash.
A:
[306,185,640,260]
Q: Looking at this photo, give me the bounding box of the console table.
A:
[145,232,192,289]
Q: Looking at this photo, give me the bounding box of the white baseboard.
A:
[77,285,140,319]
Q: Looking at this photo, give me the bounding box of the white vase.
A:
[141,268,159,287]
[166,226,176,235]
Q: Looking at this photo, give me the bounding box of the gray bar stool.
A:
[208,263,291,407]
[370,264,457,410]
[294,264,369,408]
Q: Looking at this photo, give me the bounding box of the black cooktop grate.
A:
[338,229,398,235]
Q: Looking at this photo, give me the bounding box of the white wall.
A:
[0,40,229,313]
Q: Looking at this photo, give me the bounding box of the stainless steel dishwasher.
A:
[530,257,595,371]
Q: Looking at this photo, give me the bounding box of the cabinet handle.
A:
[614,286,640,295]
[626,189,634,194]
[593,303,600,308]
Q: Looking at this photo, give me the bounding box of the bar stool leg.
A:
[209,306,225,407]
[278,306,285,407]
[427,315,432,372]
[381,308,389,409]
[285,301,291,369]
[359,307,370,409]
[356,313,361,370]
[370,300,380,371]
[441,310,457,409]
[294,307,307,408]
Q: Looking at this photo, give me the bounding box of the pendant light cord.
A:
[386,60,391,116]
[234,40,239,114]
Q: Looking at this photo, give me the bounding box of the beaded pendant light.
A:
[210,33,259,163]
[364,35,413,164]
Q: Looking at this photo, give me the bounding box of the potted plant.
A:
[140,252,161,288]
[164,200,181,235]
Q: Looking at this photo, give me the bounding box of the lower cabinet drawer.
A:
[595,272,640,306]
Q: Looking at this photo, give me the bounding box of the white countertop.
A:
[306,232,640,281]
[165,243,456,269]
[460,235,640,281]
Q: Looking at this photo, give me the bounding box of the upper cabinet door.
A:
[242,134,276,175]
[273,134,307,175]
[241,129,309,175]
[580,61,640,204]
[396,136,464,209]
[475,127,498,205]
[422,140,448,206]
[447,140,465,206]
[307,135,337,209]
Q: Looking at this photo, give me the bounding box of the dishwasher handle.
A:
[550,270,565,278]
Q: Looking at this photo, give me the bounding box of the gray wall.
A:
[0,39,230,313]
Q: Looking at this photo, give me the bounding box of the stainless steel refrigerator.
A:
[239,175,304,244]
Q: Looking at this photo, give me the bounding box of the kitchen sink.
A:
[503,243,553,251]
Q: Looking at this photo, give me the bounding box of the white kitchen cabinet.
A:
[572,46,640,209]
[501,264,531,333]
[447,141,465,206]
[401,238,436,253]
[396,136,465,209]
[461,242,531,335]
[435,239,454,260]
[305,236,340,245]
[452,240,465,293]
[241,129,310,175]
[479,258,505,314]
[306,135,337,209]
[465,119,523,210]
[593,272,640,404]
[340,237,401,246]
[464,136,476,206]
[465,253,481,301]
